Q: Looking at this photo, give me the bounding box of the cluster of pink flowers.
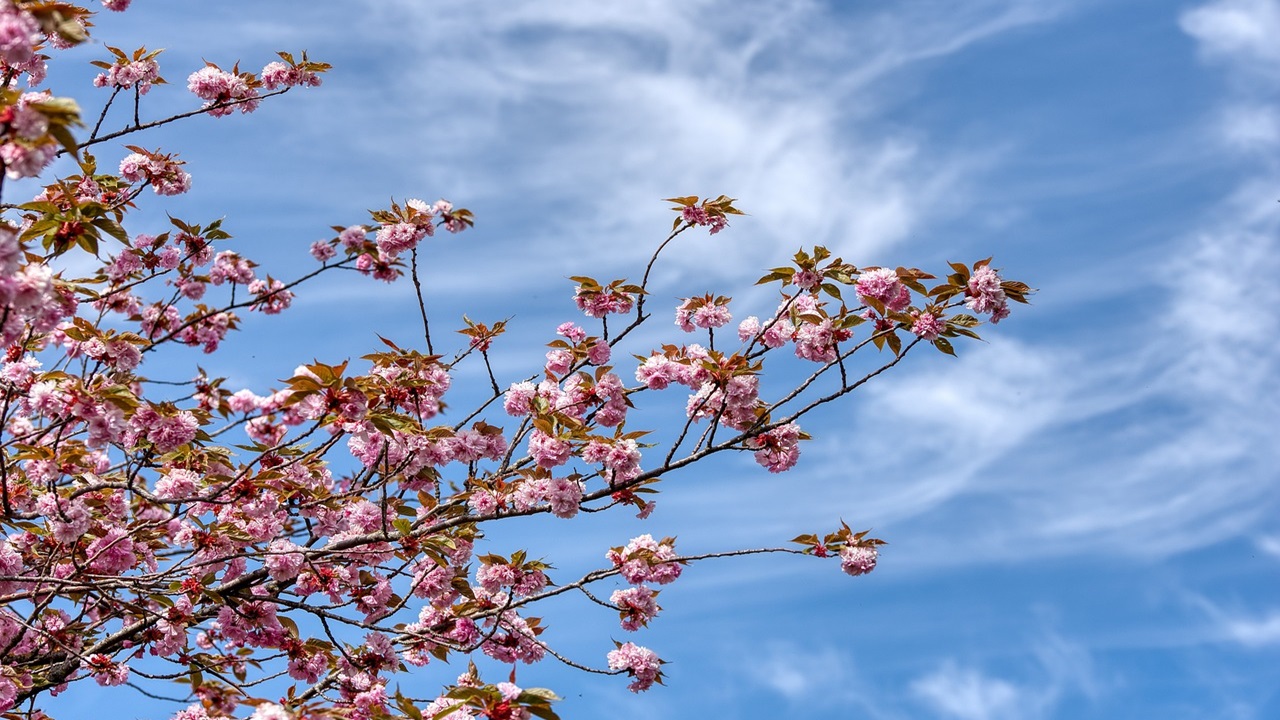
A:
[0,2,39,66]
[680,205,728,234]
[480,607,546,665]
[910,311,944,340]
[839,545,878,576]
[610,587,660,631]
[573,284,634,318]
[793,318,851,364]
[685,374,759,430]
[177,311,234,353]
[965,265,1010,323]
[476,561,548,597]
[125,405,199,453]
[1,94,56,179]
[94,57,160,93]
[582,437,642,483]
[855,267,911,312]
[528,429,572,469]
[606,642,663,692]
[249,278,292,314]
[374,221,427,261]
[374,199,455,261]
[119,150,192,195]
[744,422,803,473]
[79,655,129,687]
[674,293,732,332]
[260,61,321,90]
[102,0,132,10]
[738,293,851,363]
[0,227,76,347]
[402,605,479,667]
[506,474,584,518]
[187,65,259,116]
[607,534,683,585]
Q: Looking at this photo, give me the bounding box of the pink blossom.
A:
[611,587,660,631]
[260,61,320,90]
[265,539,305,581]
[573,285,634,318]
[680,205,728,233]
[469,488,500,516]
[839,545,878,576]
[793,318,850,363]
[102,0,132,10]
[209,251,255,285]
[170,704,216,720]
[339,225,367,249]
[556,322,586,342]
[85,527,138,574]
[503,381,537,416]
[965,266,1011,323]
[587,341,611,365]
[422,697,475,720]
[544,476,583,518]
[674,295,732,332]
[607,534,682,585]
[607,642,663,692]
[855,267,899,304]
[528,430,572,469]
[793,269,822,290]
[249,278,293,314]
[95,57,158,93]
[481,611,545,664]
[154,468,199,499]
[118,151,192,195]
[375,222,426,261]
[544,348,573,375]
[248,704,294,720]
[310,240,337,261]
[80,654,129,686]
[746,422,802,473]
[187,65,259,116]
[1,140,55,179]
[635,354,679,390]
[0,3,40,66]
[910,312,945,341]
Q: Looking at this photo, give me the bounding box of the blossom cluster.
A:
[187,64,260,116]
[119,148,192,195]
[607,642,664,692]
[93,50,161,93]
[607,534,683,585]
[0,92,57,179]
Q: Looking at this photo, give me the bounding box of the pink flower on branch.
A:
[187,63,260,116]
[607,642,663,692]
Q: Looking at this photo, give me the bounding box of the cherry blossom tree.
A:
[0,3,1031,719]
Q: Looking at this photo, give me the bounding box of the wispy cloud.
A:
[334,0,1067,284]
[1180,0,1280,76]
[1189,594,1280,648]
[911,634,1097,720]
[912,662,1028,720]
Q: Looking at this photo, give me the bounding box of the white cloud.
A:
[1181,0,1280,73]
[1218,104,1280,150]
[911,635,1097,720]
[1190,594,1280,648]
[911,662,1032,720]
[1257,535,1280,558]
[335,0,1066,286]
[745,644,859,703]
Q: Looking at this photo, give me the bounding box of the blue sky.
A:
[40,0,1280,718]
